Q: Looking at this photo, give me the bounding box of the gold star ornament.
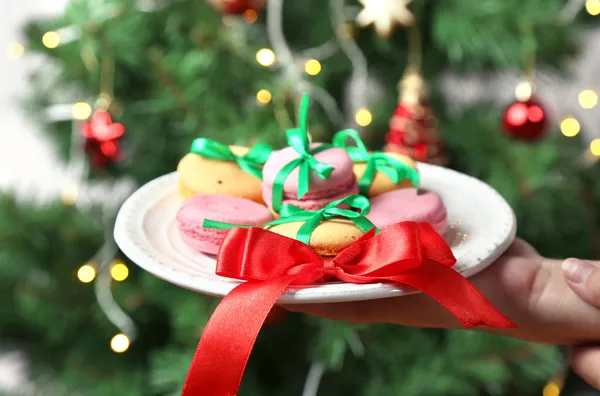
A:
[356,0,414,38]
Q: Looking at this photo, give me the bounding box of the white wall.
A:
[0,0,70,202]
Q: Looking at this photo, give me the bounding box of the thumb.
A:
[562,259,600,307]
[569,345,600,390]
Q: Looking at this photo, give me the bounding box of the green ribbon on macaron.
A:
[332,129,420,195]
[190,138,272,180]
[203,195,378,245]
[271,94,334,212]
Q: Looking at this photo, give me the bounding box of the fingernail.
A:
[562,259,597,284]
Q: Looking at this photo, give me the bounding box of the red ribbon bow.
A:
[182,222,515,396]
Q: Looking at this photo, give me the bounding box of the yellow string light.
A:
[304,59,322,76]
[6,42,25,59]
[72,102,92,120]
[256,48,275,67]
[256,89,272,105]
[77,264,97,283]
[110,333,130,353]
[543,375,563,396]
[591,139,600,156]
[110,260,129,282]
[355,108,373,127]
[243,9,258,24]
[560,116,580,137]
[42,31,61,49]
[542,381,560,396]
[586,0,600,15]
[578,89,598,109]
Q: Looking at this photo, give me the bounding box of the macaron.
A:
[262,144,358,212]
[177,146,264,203]
[353,152,418,197]
[366,188,448,235]
[265,219,366,257]
[177,194,274,255]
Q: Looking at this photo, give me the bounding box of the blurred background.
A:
[0,0,599,395]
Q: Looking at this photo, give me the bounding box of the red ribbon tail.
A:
[391,260,516,329]
[182,274,298,396]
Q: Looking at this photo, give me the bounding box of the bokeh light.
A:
[110,334,130,353]
[42,31,61,49]
[6,42,25,59]
[256,48,275,67]
[560,116,580,137]
[542,381,560,396]
[77,264,96,283]
[586,0,600,15]
[110,261,129,282]
[578,89,598,109]
[243,9,258,23]
[514,81,533,102]
[72,102,92,120]
[591,139,600,156]
[256,89,272,105]
[304,59,322,76]
[355,108,372,126]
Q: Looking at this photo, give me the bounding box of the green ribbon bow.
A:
[271,94,334,212]
[203,195,378,245]
[332,129,419,195]
[190,138,272,180]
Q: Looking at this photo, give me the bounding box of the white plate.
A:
[114,163,516,304]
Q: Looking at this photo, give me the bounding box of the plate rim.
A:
[114,163,517,304]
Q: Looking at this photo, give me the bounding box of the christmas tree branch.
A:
[147,47,192,113]
[266,0,344,125]
[580,185,600,258]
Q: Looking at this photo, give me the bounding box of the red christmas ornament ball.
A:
[208,0,264,14]
[501,97,548,141]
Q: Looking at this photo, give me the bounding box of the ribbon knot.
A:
[190,138,272,180]
[204,194,377,246]
[271,95,335,212]
[333,129,420,195]
[182,222,516,396]
[322,258,337,277]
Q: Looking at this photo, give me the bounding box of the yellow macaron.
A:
[265,219,365,257]
[353,152,418,197]
[177,146,264,203]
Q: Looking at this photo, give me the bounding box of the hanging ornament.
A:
[81,109,126,168]
[383,25,446,165]
[501,27,549,142]
[356,0,414,38]
[501,94,549,141]
[384,68,446,165]
[207,0,264,15]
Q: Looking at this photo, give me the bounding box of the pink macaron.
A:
[176,194,274,255]
[366,188,448,235]
[262,144,358,211]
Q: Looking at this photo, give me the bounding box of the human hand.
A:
[562,258,600,389]
[284,239,600,387]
